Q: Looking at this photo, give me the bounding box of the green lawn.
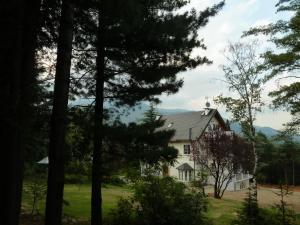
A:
[22,183,131,219]
[22,182,242,223]
[206,197,242,225]
[63,184,131,218]
[22,183,300,225]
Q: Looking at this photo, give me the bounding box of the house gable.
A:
[160,109,228,142]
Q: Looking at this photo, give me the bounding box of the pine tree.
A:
[233,186,261,225]
[273,183,296,225]
[44,0,75,224]
[244,0,300,131]
[82,1,226,225]
[0,0,41,224]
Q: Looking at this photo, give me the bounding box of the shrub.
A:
[65,160,91,184]
[109,176,210,225]
[102,176,126,186]
[23,180,47,215]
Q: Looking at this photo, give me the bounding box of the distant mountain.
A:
[119,103,189,124]
[71,100,296,140]
[119,103,282,138]
[229,122,279,138]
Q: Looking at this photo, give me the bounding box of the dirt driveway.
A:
[220,186,300,213]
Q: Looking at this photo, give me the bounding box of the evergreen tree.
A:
[273,183,296,225]
[244,0,300,131]
[0,0,41,224]
[74,1,226,224]
[275,136,300,186]
[255,132,277,183]
[44,0,75,224]
[232,187,262,225]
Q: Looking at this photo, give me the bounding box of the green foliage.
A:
[215,41,263,141]
[104,105,178,168]
[109,198,135,225]
[273,183,296,225]
[64,104,178,183]
[65,107,94,161]
[244,0,300,131]
[121,162,142,182]
[72,0,225,107]
[255,132,278,183]
[232,187,265,225]
[109,176,210,225]
[102,176,126,186]
[65,160,92,184]
[197,130,253,199]
[256,132,300,185]
[23,180,47,215]
[138,104,178,166]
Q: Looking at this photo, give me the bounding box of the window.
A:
[184,145,190,154]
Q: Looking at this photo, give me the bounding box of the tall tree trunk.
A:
[284,163,289,185]
[292,159,295,186]
[0,0,41,224]
[214,169,219,199]
[247,105,257,176]
[91,2,105,224]
[45,1,74,225]
[247,105,258,202]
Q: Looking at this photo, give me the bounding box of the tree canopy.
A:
[244,0,300,132]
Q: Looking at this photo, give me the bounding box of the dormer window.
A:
[183,145,190,154]
[207,124,212,131]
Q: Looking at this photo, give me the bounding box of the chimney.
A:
[204,101,211,115]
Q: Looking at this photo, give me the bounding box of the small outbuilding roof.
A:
[176,163,193,170]
[37,157,49,164]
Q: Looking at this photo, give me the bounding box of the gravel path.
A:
[217,186,300,212]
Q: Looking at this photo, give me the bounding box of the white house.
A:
[157,107,251,192]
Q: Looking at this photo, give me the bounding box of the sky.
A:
[158,0,294,130]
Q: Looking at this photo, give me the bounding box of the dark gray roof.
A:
[176,163,193,170]
[160,109,225,141]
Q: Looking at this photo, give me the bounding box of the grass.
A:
[63,184,131,218]
[22,183,131,219]
[22,182,242,224]
[22,182,300,225]
[206,197,242,225]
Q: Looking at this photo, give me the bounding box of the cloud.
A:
[236,0,258,13]
[159,0,293,129]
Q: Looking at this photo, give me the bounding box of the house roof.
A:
[176,163,193,170]
[159,109,227,142]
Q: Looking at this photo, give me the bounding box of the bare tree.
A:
[215,40,264,178]
[192,128,252,199]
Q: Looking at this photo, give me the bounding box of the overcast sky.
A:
[158,0,294,130]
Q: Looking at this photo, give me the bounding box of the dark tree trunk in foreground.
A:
[91,3,105,225]
[0,0,41,224]
[45,1,74,225]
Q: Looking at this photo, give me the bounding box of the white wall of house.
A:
[168,142,195,181]
[166,116,251,191]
